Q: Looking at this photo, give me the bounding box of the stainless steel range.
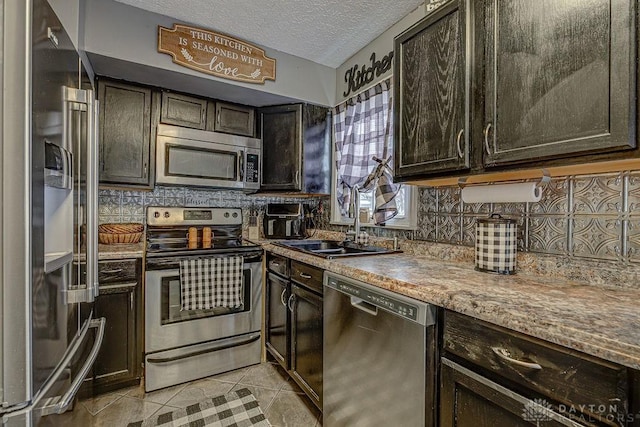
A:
[144,207,263,392]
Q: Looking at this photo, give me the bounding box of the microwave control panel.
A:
[246,153,259,183]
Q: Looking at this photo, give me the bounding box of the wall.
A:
[99,186,329,230]
[82,0,336,107]
[325,171,640,265]
[334,5,426,105]
[49,0,79,49]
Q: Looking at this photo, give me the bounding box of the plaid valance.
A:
[333,78,400,224]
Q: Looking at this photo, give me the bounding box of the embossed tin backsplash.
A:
[101,172,640,264]
[417,172,640,263]
[98,186,329,230]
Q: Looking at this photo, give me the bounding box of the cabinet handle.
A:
[483,123,492,156]
[491,347,542,370]
[217,110,221,126]
[130,292,134,311]
[294,170,299,186]
[298,272,312,279]
[280,288,288,307]
[271,261,280,267]
[287,294,295,312]
[100,268,123,275]
[455,129,464,158]
[143,162,148,177]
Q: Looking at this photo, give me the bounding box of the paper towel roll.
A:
[461,182,542,203]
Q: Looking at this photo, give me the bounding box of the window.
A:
[330,79,417,230]
[330,176,417,229]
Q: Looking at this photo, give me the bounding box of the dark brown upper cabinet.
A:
[260,104,331,194]
[160,92,207,129]
[394,0,469,180]
[481,0,636,167]
[393,0,637,181]
[98,79,159,188]
[208,101,255,137]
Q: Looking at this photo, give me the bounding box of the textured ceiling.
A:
[113,0,423,68]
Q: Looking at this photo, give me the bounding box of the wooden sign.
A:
[158,24,276,84]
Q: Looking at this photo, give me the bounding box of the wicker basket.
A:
[98,223,144,244]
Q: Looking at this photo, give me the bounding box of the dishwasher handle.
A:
[350,297,378,316]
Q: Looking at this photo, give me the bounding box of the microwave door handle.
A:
[239,150,244,182]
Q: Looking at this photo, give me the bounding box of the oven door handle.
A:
[146,333,261,364]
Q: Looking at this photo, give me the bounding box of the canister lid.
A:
[476,213,516,224]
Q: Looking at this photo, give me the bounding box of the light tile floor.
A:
[42,361,322,427]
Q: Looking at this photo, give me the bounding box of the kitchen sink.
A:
[273,239,400,259]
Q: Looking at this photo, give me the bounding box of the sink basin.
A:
[274,239,400,259]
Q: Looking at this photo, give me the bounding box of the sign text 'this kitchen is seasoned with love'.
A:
[158,24,276,84]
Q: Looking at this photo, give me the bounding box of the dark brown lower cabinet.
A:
[265,252,323,410]
[441,358,571,426]
[265,272,289,367]
[441,311,636,427]
[80,259,142,396]
[290,283,322,407]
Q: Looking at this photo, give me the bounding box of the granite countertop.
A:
[98,242,145,259]
[265,242,640,370]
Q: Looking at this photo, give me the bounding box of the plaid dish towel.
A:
[179,256,244,310]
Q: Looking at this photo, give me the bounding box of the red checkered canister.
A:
[475,214,517,274]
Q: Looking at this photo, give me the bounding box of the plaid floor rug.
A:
[127,388,270,427]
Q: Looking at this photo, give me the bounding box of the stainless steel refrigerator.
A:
[1,0,105,425]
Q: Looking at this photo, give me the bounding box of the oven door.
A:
[145,255,263,354]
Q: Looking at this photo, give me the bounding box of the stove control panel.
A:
[147,207,243,226]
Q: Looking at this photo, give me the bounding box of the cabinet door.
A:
[98,80,157,187]
[440,358,580,427]
[210,101,255,137]
[266,273,289,368]
[290,284,322,408]
[302,105,331,194]
[91,282,138,393]
[160,92,207,129]
[394,0,468,179]
[482,0,635,166]
[260,104,302,191]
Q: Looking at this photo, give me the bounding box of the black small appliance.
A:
[263,203,306,239]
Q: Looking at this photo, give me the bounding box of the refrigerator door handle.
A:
[1,317,106,421]
[87,93,99,300]
[60,87,98,304]
[39,317,106,416]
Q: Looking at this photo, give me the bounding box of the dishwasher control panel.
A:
[328,277,419,321]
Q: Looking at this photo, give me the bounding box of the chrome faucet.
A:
[345,186,361,243]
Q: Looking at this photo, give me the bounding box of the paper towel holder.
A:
[457,168,551,189]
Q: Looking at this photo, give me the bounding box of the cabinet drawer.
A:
[443,311,627,422]
[267,253,289,277]
[98,259,138,284]
[290,261,322,294]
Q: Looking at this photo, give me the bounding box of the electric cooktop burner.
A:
[145,207,261,257]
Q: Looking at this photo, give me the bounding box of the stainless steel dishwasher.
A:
[323,272,438,427]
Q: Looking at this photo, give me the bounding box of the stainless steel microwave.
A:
[156,124,261,191]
